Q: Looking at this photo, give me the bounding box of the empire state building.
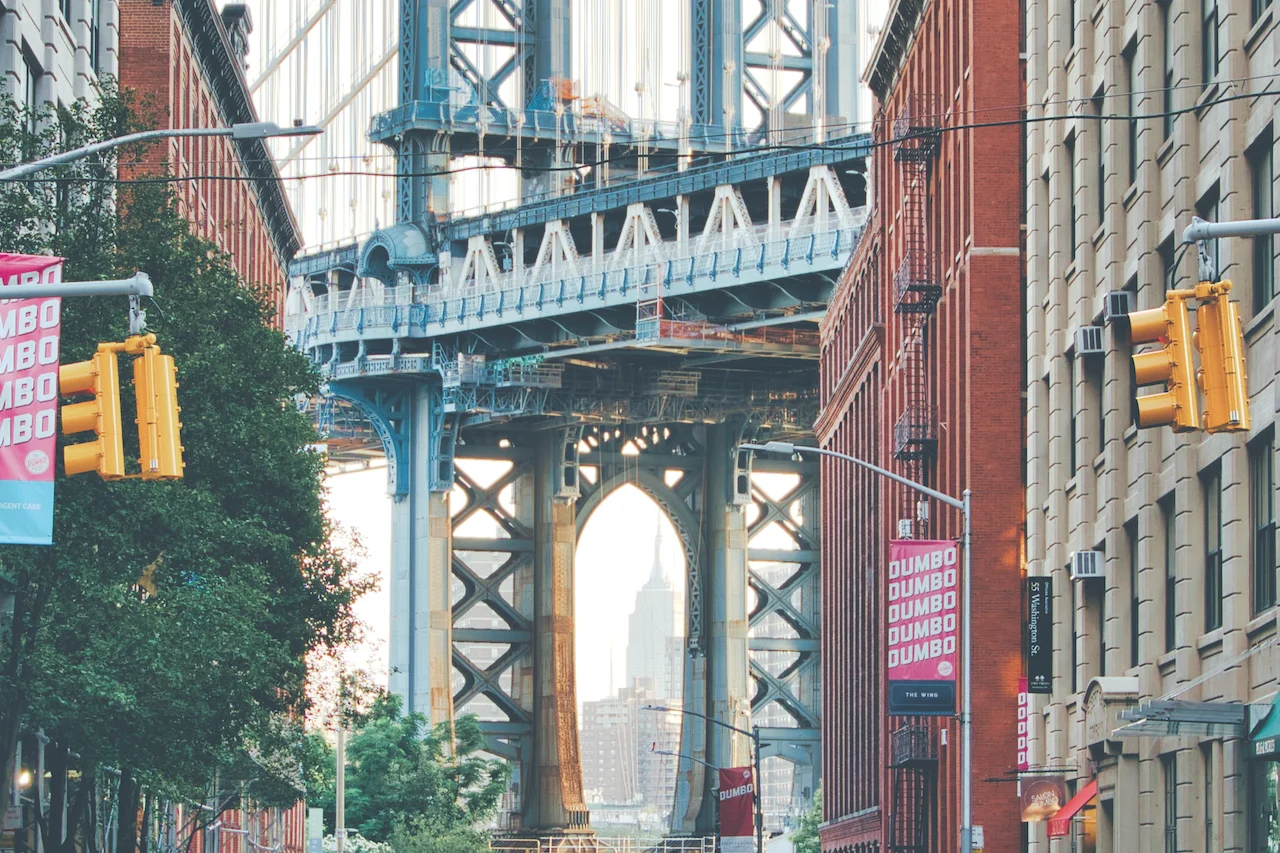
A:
[625,527,681,701]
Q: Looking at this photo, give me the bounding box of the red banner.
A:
[0,254,63,546]
[717,766,755,853]
[887,539,959,715]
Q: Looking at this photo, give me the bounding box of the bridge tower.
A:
[288,0,872,838]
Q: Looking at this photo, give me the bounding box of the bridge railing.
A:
[287,223,861,345]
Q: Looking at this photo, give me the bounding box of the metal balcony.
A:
[893,250,942,314]
[893,406,938,461]
[890,725,938,767]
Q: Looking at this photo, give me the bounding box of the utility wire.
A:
[2,84,1277,186]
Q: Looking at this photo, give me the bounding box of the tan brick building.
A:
[1024,0,1280,850]
[117,0,300,323]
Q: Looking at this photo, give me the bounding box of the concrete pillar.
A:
[524,432,588,832]
[767,177,781,239]
[695,424,753,830]
[591,212,604,272]
[388,384,454,725]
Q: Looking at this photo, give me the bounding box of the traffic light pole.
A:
[0,272,153,300]
[1183,215,1280,280]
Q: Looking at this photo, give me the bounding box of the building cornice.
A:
[172,0,303,265]
[864,0,930,102]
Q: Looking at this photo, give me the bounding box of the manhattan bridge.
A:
[252,0,875,838]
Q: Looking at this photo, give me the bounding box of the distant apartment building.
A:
[1023,0,1280,850]
[116,0,300,321]
[580,690,638,806]
[0,0,118,109]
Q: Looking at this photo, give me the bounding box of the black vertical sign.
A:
[1026,577,1053,694]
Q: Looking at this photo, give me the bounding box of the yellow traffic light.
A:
[132,343,184,479]
[1128,295,1201,432]
[1194,281,1251,433]
[59,348,125,478]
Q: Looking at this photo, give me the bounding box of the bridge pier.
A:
[526,432,589,832]
[387,384,455,724]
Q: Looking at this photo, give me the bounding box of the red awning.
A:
[1047,779,1099,837]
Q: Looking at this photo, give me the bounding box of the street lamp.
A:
[739,440,975,853]
[0,121,322,182]
[642,703,764,853]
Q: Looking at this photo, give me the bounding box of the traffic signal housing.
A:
[1128,294,1201,432]
[1194,281,1251,433]
[131,342,184,479]
[60,348,125,478]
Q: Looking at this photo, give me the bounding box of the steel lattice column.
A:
[691,0,744,133]
[747,453,821,814]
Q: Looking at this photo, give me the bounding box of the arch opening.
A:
[575,483,687,836]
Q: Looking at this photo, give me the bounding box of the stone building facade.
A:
[1,0,119,112]
[1024,0,1280,850]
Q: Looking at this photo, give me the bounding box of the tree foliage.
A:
[792,785,822,853]
[0,87,368,839]
[312,695,509,845]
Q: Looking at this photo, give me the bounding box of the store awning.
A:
[1253,702,1280,759]
[1047,779,1098,837]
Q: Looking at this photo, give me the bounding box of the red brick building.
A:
[815,0,1025,850]
[117,0,300,324]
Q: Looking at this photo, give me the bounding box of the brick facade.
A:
[816,0,1026,849]
[117,0,300,324]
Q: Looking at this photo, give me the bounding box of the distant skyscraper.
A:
[625,529,679,700]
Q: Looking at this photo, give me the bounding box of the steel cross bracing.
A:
[745,458,820,808]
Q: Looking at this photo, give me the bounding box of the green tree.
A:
[0,88,368,847]
[314,694,508,845]
[792,785,822,853]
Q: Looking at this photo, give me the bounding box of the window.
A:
[22,47,41,136]
[1253,434,1276,614]
[1069,570,1079,692]
[1126,48,1139,185]
[1160,241,1178,294]
[88,0,101,75]
[1204,465,1223,632]
[1163,3,1175,139]
[1067,135,1078,253]
[1089,356,1106,454]
[1202,0,1219,87]
[1128,519,1140,667]
[1164,754,1179,853]
[1163,497,1177,652]
[1069,0,1076,47]
[1251,132,1276,313]
[1198,185,1221,278]
[1095,95,1107,225]
[1203,745,1216,853]
[1069,350,1079,473]
[1256,0,1275,26]
[59,0,73,23]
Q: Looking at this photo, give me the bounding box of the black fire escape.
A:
[890,95,941,523]
[889,725,938,853]
[888,94,942,853]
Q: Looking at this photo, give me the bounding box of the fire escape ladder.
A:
[889,725,937,853]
